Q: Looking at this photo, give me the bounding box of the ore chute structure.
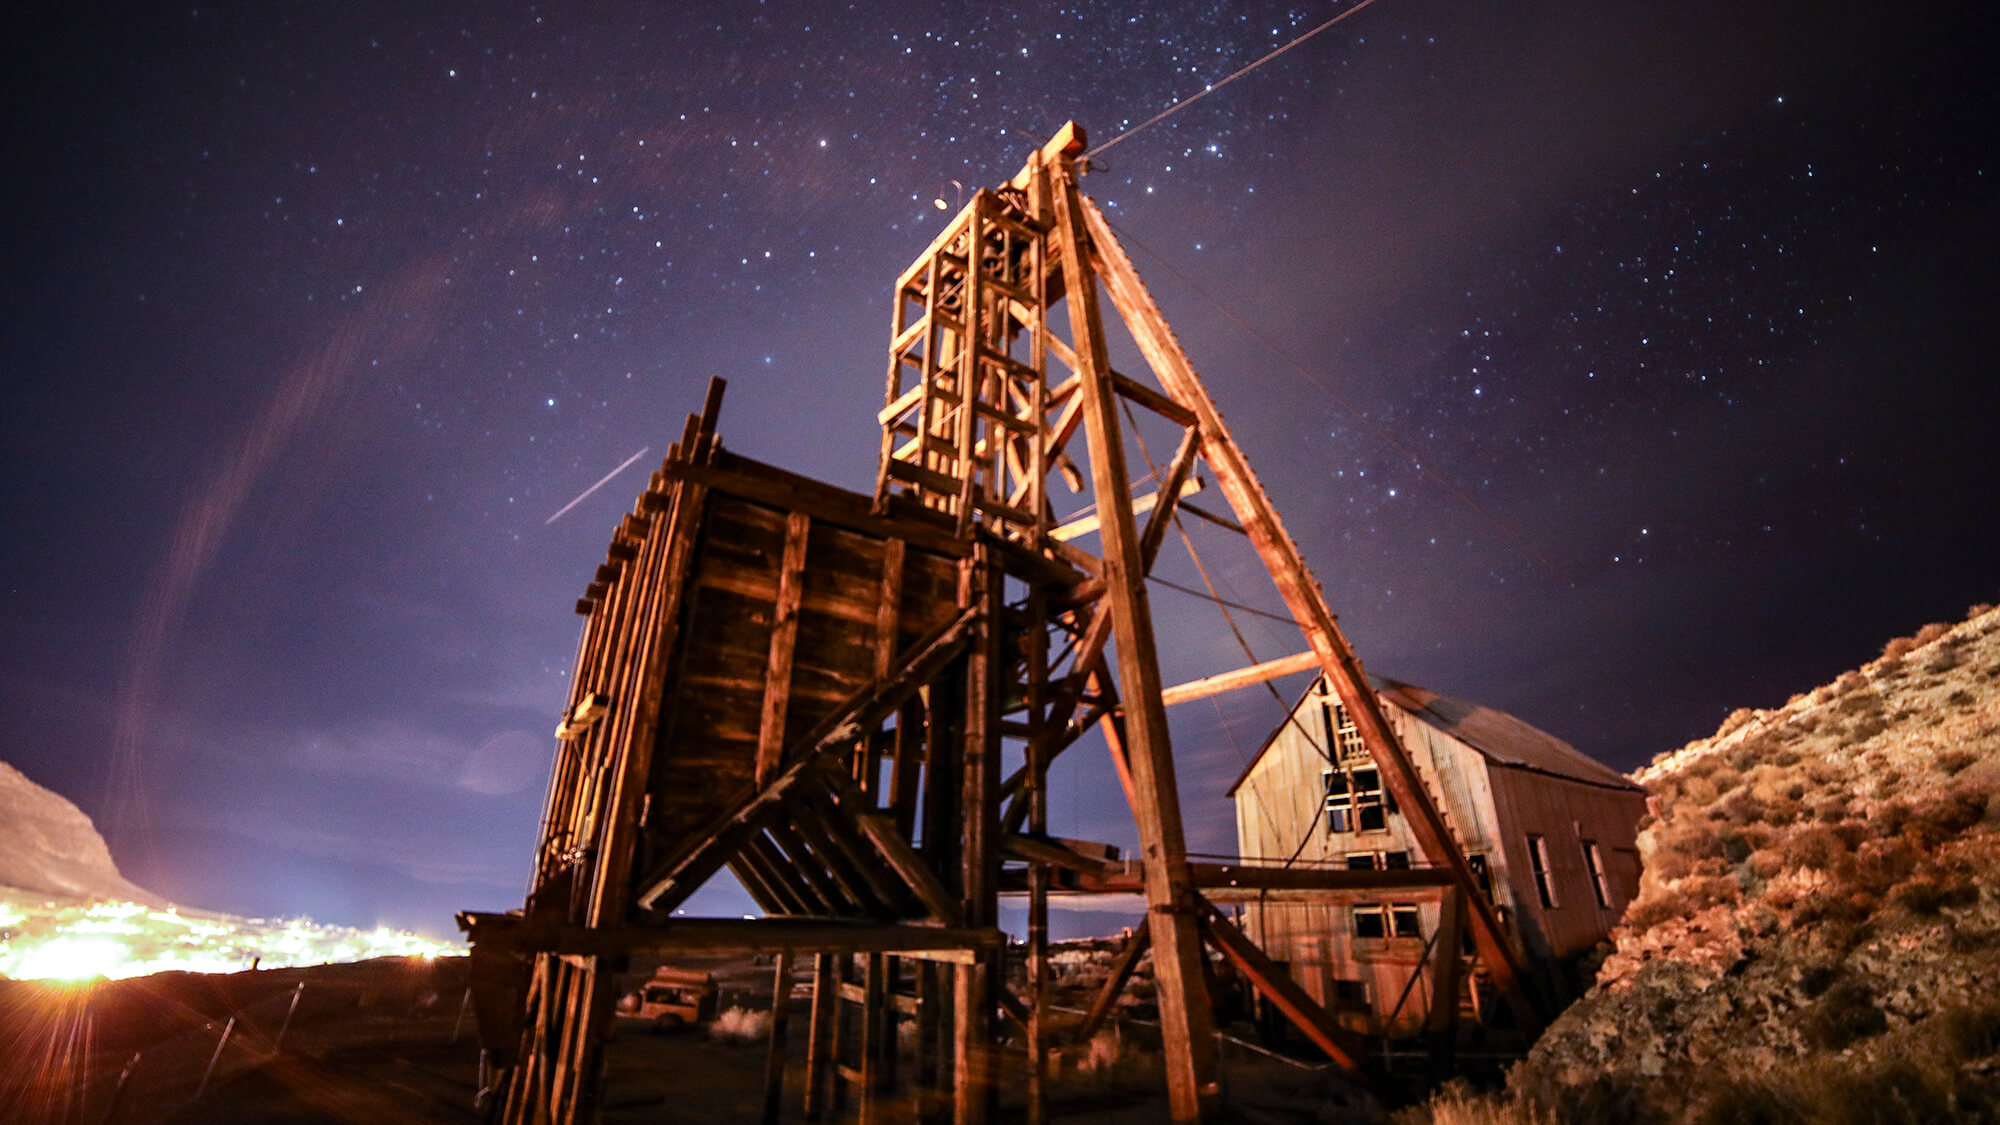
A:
[459,122,1543,1125]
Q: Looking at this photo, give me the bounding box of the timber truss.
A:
[460,123,1541,1125]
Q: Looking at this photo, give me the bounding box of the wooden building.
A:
[1228,674,1646,1037]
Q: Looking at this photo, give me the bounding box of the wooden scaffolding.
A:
[460,123,1541,1125]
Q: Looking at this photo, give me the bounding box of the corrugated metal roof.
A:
[1370,675,1639,790]
[1225,672,1639,794]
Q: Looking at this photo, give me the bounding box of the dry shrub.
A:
[1782,824,1850,872]
[708,1005,771,1044]
[1719,789,1765,826]
[1623,875,1739,930]
[1882,634,1920,663]
[1835,670,1868,694]
[1913,621,1953,647]
[1971,602,1998,618]
[1807,979,1888,1050]
[1509,1070,1668,1125]
[1749,845,1786,877]
[1839,688,1885,716]
[1716,706,1759,739]
[1728,736,1772,772]
[1906,787,1990,849]
[1678,774,1721,808]
[1890,876,1978,915]
[1398,1081,1555,1125]
[1680,753,1723,780]
[1845,714,1888,743]
[1935,748,1978,775]
[1831,820,1869,850]
[1853,835,1922,896]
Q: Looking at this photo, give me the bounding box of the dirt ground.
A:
[0,954,1392,1124]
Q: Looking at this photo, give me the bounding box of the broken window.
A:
[1332,979,1369,1009]
[1527,834,1559,908]
[1321,697,1368,763]
[1323,768,1352,834]
[1391,905,1421,938]
[1352,903,1387,939]
[1583,839,1613,908]
[1353,768,1388,831]
[1467,853,1495,900]
[1323,765,1396,834]
[1353,902,1421,940]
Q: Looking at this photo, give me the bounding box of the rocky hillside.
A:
[1501,605,2000,1122]
[0,759,153,902]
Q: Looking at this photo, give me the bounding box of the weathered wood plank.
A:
[1159,650,1320,708]
[757,513,812,785]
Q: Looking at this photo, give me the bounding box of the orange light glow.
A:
[0,893,457,982]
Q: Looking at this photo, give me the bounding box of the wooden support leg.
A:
[952,958,993,1125]
[861,953,888,1125]
[763,952,795,1125]
[914,960,944,1122]
[805,953,838,1123]
[1427,887,1466,1074]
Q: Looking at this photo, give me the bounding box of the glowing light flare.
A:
[0,892,459,982]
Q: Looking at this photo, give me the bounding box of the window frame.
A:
[1527,833,1559,909]
[1582,839,1613,908]
[1322,767,1353,834]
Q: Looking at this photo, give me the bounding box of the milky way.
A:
[3,0,1994,935]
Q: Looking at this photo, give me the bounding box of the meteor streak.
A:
[546,447,651,525]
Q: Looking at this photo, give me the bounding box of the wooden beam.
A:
[1137,427,1201,570]
[1049,473,1204,542]
[1427,886,1466,1048]
[1159,651,1320,708]
[1020,861,1455,896]
[459,913,1002,960]
[1113,369,1198,427]
[826,772,964,925]
[758,512,813,786]
[1054,161,1217,1125]
[1082,194,1543,1035]
[1075,916,1148,1044]
[1196,899,1367,1074]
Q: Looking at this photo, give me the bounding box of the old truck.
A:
[615,965,716,1031]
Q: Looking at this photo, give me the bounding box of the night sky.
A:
[4,1,1995,939]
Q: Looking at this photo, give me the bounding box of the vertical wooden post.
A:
[805,953,839,1123]
[763,951,796,1125]
[758,512,812,786]
[860,952,886,1124]
[953,548,1001,1125]
[1025,586,1051,1125]
[1427,886,1466,1071]
[1050,155,1218,1123]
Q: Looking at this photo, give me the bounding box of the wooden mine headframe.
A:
[460,123,1541,1125]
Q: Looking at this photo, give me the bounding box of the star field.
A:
[2,0,1994,936]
